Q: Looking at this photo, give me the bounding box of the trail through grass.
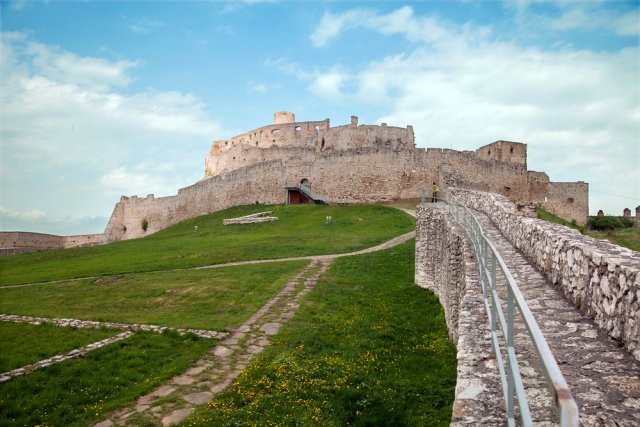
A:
[0,261,308,330]
[185,240,457,426]
[0,322,117,372]
[0,204,414,285]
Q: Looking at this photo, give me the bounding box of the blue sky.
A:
[1,0,639,234]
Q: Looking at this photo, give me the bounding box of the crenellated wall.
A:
[449,188,640,362]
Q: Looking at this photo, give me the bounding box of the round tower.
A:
[274,111,295,124]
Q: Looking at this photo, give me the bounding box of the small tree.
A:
[141,218,149,232]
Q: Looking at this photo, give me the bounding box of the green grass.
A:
[0,331,212,427]
[537,208,640,252]
[0,204,415,285]
[0,261,308,331]
[0,322,117,372]
[185,240,457,426]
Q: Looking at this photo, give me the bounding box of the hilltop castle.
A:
[1,112,588,253]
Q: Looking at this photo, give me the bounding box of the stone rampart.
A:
[0,231,106,255]
[449,188,640,361]
[105,141,588,241]
[415,205,503,424]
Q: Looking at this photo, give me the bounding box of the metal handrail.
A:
[444,191,579,427]
[294,183,328,204]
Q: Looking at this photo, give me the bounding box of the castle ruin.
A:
[0,112,588,252]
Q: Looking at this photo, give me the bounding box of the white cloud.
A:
[24,41,139,92]
[9,0,27,11]
[506,0,640,37]
[0,206,46,221]
[303,6,640,215]
[310,6,462,48]
[247,80,268,94]
[1,32,224,233]
[100,164,177,197]
[130,17,165,34]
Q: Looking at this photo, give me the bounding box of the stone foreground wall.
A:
[415,205,503,425]
[450,188,640,362]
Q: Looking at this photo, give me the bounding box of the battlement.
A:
[204,112,415,177]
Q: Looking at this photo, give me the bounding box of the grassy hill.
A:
[0,204,415,285]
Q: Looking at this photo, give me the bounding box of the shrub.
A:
[141,218,149,232]
[587,216,624,231]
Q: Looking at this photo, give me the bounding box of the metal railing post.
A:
[507,287,515,422]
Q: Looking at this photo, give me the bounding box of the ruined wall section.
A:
[542,181,589,226]
[476,140,527,167]
[450,188,640,362]
[108,145,581,241]
[204,119,415,177]
[0,231,105,255]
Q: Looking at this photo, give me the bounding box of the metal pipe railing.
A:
[442,190,579,427]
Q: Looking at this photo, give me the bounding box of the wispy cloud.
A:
[310,6,457,47]
[1,32,223,233]
[131,17,165,34]
[302,5,639,214]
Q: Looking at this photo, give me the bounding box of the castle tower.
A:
[274,111,295,124]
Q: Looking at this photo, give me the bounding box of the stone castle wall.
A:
[107,143,564,240]
[1,113,590,253]
[449,188,640,362]
[0,231,105,255]
[415,205,504,424]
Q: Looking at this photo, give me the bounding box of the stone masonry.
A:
[1,113,588,253]
[415,204,504,424]
[416,199,640,425]
[449,188,640,362]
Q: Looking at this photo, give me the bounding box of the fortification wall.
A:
[0,231,105,255]
[415,205,504,424]
[106,144,586,241]
[0,232,64,253]
[542,181,590,226]
[476,140,527,167]
[204,118,415,177]
[450,188,640,362]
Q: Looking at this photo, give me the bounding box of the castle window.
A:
[567,197,574,203]
[510,146,514,153]
[315,125,320,132]
[321,138,325,150]
[255,141,258,146]
[295,126,301,131]
[488,149,491,155]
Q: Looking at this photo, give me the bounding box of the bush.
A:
[587,216,625,231]
[141,218,149,232]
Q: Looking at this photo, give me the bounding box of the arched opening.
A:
[321,138,325,150]
[300,178,310,190]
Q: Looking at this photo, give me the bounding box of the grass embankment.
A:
[0,204,414,285]
[537,209,640,252]
[185,240,457,426]
[0,322,117,372]
[0,261,307,331]
[0,331,211,427]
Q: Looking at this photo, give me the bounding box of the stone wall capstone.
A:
[449,188,640,362]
